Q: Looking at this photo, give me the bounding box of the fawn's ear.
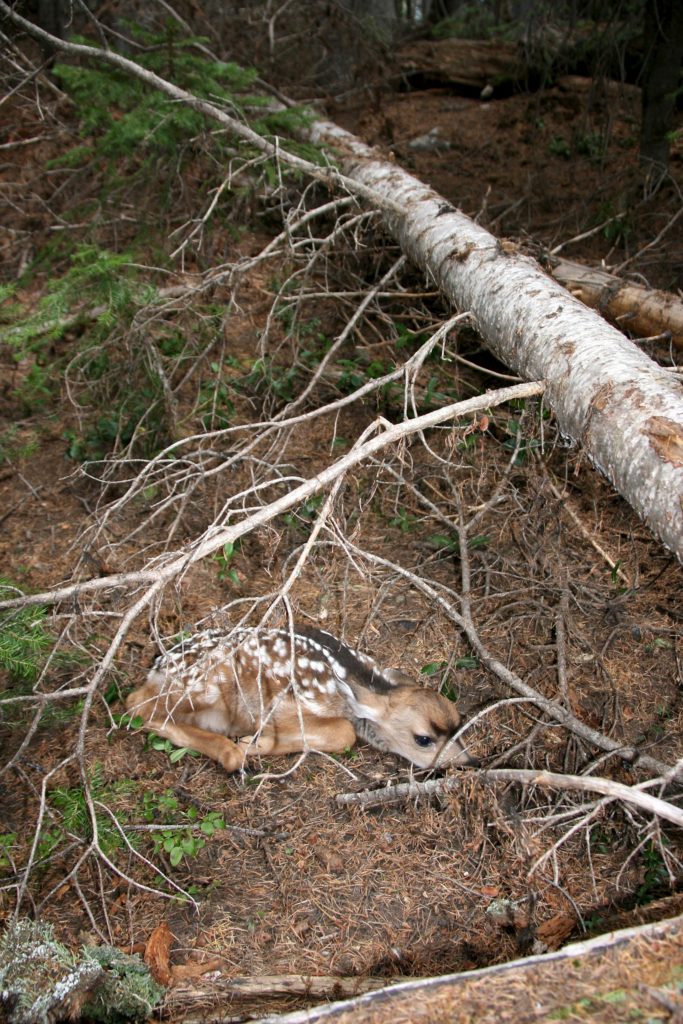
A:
[335,678,384,722]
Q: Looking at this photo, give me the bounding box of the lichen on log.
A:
[0,920,164,1024]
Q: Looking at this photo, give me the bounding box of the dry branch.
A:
[551,257,683,349]
[0,381,544,614]
[339,540,673,778]
[335,768,683,828]
[169,973,395,1004]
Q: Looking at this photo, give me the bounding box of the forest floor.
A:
[1,40,682,1023]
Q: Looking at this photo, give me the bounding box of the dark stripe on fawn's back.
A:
[296,627,396,694]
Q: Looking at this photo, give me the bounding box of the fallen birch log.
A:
[551,257,683,349]
[310,119,683,560]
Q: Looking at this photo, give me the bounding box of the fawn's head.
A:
[296,627,472,769]
[349,682,470,768]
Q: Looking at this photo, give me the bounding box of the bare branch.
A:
[336,768,683,827]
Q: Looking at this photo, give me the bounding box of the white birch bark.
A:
[311,119,683,560]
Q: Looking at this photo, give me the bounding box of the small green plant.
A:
[589,825,615,855]
[337,358,367,393]
[644,637,671,654]
[597,202,632,246]
[282,494,324,531]
[389,507,417,532]
[427,533,488,553]
[0,427,39,464]
[455,656,479,669]
[503,418,540,463]
[145,732,198,764]
[0,833,17,872]
[394,322,429,353]
[428,533,458,554]
[113,710,144,730]
[574,131,603,162]
[421,375,452,411]
[422,662,458,702]
[246,357,299,402]
[197,361,237,430]
[636,841,669,905]
[420,658,475,701]
[213,541,241,585]
[142,789,225,868]
[548,136,571,158]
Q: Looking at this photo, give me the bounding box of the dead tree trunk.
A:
[311,120,683,560]
[550,258,683,350]
[640,0,683,172]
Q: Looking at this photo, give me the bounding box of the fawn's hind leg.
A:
[146,718,248,772]
[239,716,357,759]
[127,684,247,772]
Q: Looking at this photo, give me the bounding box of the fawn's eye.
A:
[413,734,434,748]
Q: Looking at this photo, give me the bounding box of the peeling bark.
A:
[311,120,683,560]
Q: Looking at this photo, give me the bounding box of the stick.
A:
[169,973,399,1001]
[335,769,683,827]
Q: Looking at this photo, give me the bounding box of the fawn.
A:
[126,625,473,771]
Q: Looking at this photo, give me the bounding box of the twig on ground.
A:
[168,972,399,1001]
[335,768,683,827]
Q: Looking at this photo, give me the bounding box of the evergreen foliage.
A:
[0,584,53,683]
[4,246,142,351]
[1,29,321,461]
[52,24,314,173]
[2,246,172,458]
